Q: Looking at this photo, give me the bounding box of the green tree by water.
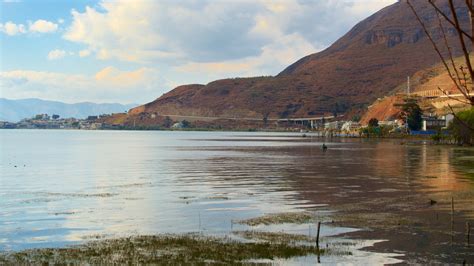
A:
[163,116,173,128]
[262,112,270,128]
[351,115,361,122]
[181,120,191,128]
[449,108,474,145]
[368,118,379,127]
[402,99,422,131]
[360,118,382,138]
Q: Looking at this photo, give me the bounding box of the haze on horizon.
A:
[0,0,396,105]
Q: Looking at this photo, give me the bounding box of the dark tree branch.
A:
[408,0,474,106]
[447,0,474,89]
[436,11,464,90]
[407,0,470,99]
[428,0,472,39]
[465,0,474,13]
[436,86,472,104]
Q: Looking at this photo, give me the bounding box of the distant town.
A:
[0,114,108,130]
[0,110,455,138]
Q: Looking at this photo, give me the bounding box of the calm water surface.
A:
[1,130,473,264]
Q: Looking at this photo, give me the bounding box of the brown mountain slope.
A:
[128,0,469,123]
[360,95,405,125]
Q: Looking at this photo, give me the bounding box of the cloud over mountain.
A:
[64,0,395,67]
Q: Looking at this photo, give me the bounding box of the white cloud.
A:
[47,49,67,60]
[0,67,163,103]
[177,33,320,79]
[0,21,26,35]
[63,0,396,76]
[64,2,266,63]
[95,66,157,88]
[79,49,91,57]
[0,19,58,35]
[29,19,58,33]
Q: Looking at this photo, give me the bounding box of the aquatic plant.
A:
[237,212,319,226]
[0,234,324,265]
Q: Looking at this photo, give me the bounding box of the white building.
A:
[324,121,344,130]
[341,121,360,132]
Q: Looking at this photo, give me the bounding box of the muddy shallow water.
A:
[1,130,473,264]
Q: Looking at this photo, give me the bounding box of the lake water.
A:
[1,130,473,264]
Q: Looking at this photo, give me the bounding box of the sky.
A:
[0,0,396,104]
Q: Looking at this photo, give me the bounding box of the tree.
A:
[365,118,381,138]
[402,98,423,131]
[360,124,381,138]
[163,116,173,128]
[368,118,379,127]
[333,102,339,117]
[181,120,190,128]
[52,114,60,120]
[352,114,361,122]
[449,107,474,144]
[262,112,269,127]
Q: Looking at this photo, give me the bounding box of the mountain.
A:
[123,0,469,125]
[0,98,137,122]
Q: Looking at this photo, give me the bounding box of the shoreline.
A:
[2,127,462,146]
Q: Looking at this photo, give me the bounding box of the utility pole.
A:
[470,0,474,53]
[406,76,410,134]
[407,76,410,96]
[470,0,474,99]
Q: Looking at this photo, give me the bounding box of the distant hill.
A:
[123,0,469,126]
[0,98,137,122]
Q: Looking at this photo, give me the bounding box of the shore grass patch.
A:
[0,234,325,265]
[237,212,320,226]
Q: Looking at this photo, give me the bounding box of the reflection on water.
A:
[0,130,473,263]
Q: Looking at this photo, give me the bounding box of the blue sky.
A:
[0,0,396,104]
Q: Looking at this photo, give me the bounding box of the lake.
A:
[1,130,473,264]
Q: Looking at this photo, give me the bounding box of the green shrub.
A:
[449,108,474,145]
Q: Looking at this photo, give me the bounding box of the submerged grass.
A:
[235,231,353,257]
[236,231,316,243]
[0,234,325,265]
[237,212,318,226]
